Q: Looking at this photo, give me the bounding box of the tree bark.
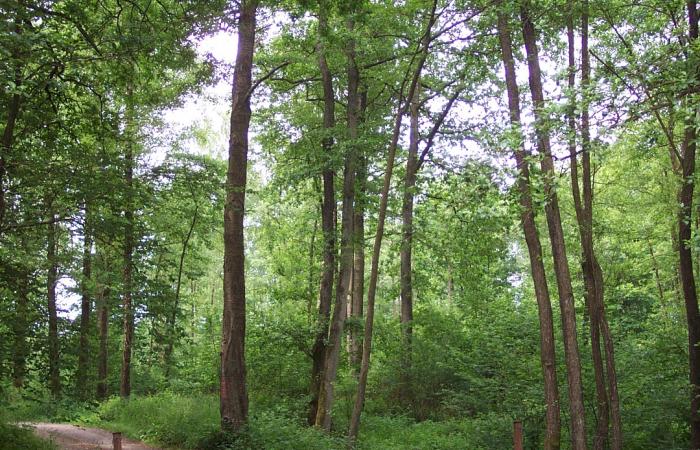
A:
[96,285,109,400]
[0,19,22,234]
[308,2,336,425]
[221,0,257,432]
[520,4,587,449]
[77,206,93,399]
[120,87,135,399]
[349,89,368,373]
[12,256,29,389]
[315,14,359,431]
[348,1,437,440]
[578,4,622,447]
[47,207,61,397]
[566,9,609,450]
[496,10,561,449]
[680,2,700,447]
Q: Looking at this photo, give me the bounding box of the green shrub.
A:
[0,417,57,450]
[92,393,219,448]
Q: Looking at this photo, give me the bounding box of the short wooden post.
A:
[513,420,523,450]
[113,431,122,450]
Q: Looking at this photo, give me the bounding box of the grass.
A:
[0,419,57,450]
[2,389,515,449]
[78,393,513,449]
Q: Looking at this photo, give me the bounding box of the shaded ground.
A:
[28,423,159,450]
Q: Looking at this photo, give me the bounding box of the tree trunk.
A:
[520,4,587,449]
[47,208,61,397]
[399,84,419,404]
[680,2,700,447]
[165,207,198,379]
[221,0,257,432]
[567,9,608,450]
[0,92,20,233]
[120,87,135,399]
[12,258,29,389]
[315,15,359,431]
[496,10,561,449]
[348,2,437,440]
[96,285,109,400]
[349,89,368,373]
[77,207,93,399]
[0,19,22,234]
[578,4,622,447]
[308,2,336,425]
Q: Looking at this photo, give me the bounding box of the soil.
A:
[27,423,160,450]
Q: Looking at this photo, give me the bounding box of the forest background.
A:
[0,0,698,449]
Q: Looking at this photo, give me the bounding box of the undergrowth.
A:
[1,390,515,449]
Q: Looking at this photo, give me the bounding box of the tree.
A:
[520,2,587,448]
[348,0,438,440]
[566,1,621,447]
[308,0,337,426]
[314,9,360,430]
[221,0,258,432]
[496,6,560,448]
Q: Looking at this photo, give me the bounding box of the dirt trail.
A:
[27,423,159,450]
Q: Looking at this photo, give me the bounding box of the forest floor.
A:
[26,423,158,450]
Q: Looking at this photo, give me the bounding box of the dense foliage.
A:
[1,0,699,449]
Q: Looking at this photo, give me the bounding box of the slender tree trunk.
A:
[309,2,336,425]
[47,208,61,397]
[349,155,366,372]
[399,84,420,404]
[120,87,135,399]
[77,206,93,399]
[315,15,359,431]
[349,89,368,373]
[680,2,700,447]
[0,19,22,233]
[308,216,318,316]
[221,0,257,432]
[348,2,437,440]
[12,257,29,389]
[0,92,20,233]
[579,4,622,447]
[649,241,666,305]
[96,285,109,400]
[520,4,587,449]
[567,9,609,450]
[497,10,561,449]
[165,207,198,379]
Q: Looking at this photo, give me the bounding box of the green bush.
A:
[0,417,56,450]
[91,393,219,448]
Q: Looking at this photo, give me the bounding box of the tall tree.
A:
[315,11,360,431]
[520,2,587,448]
[496,8,561,449]
[308,0,337,426]
[348,0,438,440]
[221,0,258,432]
[349,88,368,373]
[679,1,700,447]
[120,87,135,398]
[76,206,93,399]
[46,206,60,397]
[96,281,109,400]
[567,1,622,447]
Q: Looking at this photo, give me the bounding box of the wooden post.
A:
[513,420,523,450]
[113,431,122,450]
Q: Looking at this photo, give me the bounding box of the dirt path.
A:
[27,423,160,450]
